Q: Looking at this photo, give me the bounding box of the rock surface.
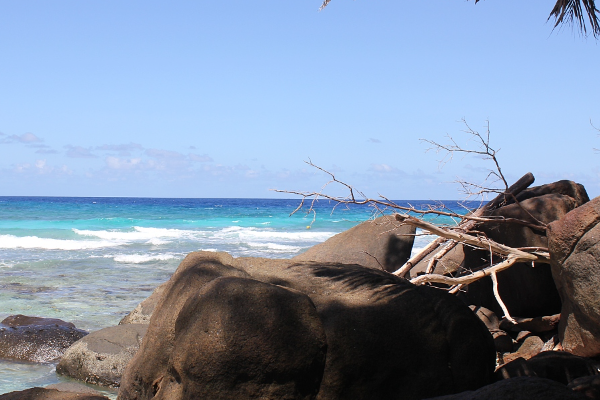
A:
[548,195,600,357]
[1,315,77,329]
[57,324,148,388]
[425,376,588,400]
[496,351,600,386]
[119,283,167,325]
[460,181,588,318]
[0,315,87,363]
[118,251,496,400]
[0,387,109,400]
[159,276,327,400]
[293,214,416,273]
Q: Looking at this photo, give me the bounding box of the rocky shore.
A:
[2,180,600,399]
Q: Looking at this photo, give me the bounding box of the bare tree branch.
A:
[394,214,550,263]
[421,119,508,201]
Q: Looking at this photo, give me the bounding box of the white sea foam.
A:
[246,242,302,252]
[214,226,335,242]
[112,254,179,263]
[146,238,169,245]
[0,234,119,250]
[73,226,189,241]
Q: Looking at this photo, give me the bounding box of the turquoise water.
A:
[0,196,470,396]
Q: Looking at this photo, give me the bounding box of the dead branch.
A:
[491,270,516,323]
[276,120,550,322]
[421,119,508,201]
[394,172,536,277]
[274,162,544,231]
[410,255,520,286]
[394,214,550,263]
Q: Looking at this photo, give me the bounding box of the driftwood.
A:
[394,172,536,278]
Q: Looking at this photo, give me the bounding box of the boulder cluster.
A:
[2,180,600,400]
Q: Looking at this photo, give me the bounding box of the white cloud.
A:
[65,145,97,158]
[370,163,397,172]
[189,153,213,163]
[105,156,142,170]
[96,143,144,155]
[10,159,72,176]
[1,132,44,144]
[145,148,183,159]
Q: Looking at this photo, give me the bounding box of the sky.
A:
[1,1,599,200]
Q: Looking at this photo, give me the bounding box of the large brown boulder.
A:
[548,195,600,357]
[0,315,87,362]
[119,251,496,400]
[118,252,252,399]
[293,214,416,273]
[156,277,327,400]
[459,181,588,318]
[56,324,148,388]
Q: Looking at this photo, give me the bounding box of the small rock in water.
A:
[0,315,87,363]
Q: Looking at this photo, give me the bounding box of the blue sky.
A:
[1,1,599,199]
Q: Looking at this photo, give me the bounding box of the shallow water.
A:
[0,196,470,395]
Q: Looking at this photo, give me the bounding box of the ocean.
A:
[0,196,472,396]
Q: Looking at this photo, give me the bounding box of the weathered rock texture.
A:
[0,315,87,363]
[118,251,495,400]
[0,387,109,400]
[425,376,588,400]
[496,351,600,386]
[119,283,167,325]
[460,181,588,318]
[548,195,600,357]
[293,214,416,273]
[164,277,327,399]
[57,324,148,388]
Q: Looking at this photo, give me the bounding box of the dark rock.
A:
[516,331,533,342]
[57,324,147,388]
[460,187,586,318]
[293,215,416,273]
[470,306,500,331]
[155,277,327,400]
[0,316,87,363]
[45,383,105,396]
[0,387,109,400]
[493,331,514,353]
[568,375,600,399]
[548,196,600,357]
[516,336,545,358]
[513,180,589,207]
[410,243,465,278]
[119,251,496,400]
[499,314,561,334]
[118,252,252,399]
[496,351,600,385]
[1,315,76,329]
[119,282,167,325]
[500,336,545,365]
[469,306,513,352]
[425,376,588,400]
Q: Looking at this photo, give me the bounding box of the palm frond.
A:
[549,0,600,37]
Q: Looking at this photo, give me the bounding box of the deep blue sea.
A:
[0,196,472,396]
